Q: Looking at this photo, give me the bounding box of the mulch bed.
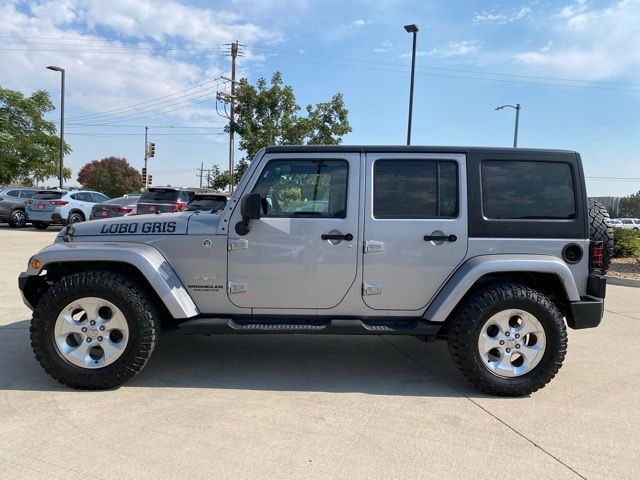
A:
[607,257,640,281]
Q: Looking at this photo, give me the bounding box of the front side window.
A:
[5,190,19,197]
[482,161,576,220]
[373,159,458,219]
[252,159,348,218]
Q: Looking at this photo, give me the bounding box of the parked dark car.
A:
[0,186,40,228]
[186,193,227,212]
[136,187,210,215]
[90,195,141,220]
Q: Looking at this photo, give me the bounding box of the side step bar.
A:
[179,317,442,336]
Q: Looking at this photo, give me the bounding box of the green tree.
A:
[208,158,249,190]
[77,156,143,197]
[619,191,640,217]
[231,72,351,160]
[0,86,71,185]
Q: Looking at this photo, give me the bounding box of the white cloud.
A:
[0,0,282,122]
[514,0,640,80]
[352,19,370,27]
[373,39,393,53]
[555,0,588,18]
[401,40,482,58]
[474,6,531,24]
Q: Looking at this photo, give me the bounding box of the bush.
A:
[613,228,640,258]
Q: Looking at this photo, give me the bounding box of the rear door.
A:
[227,153,360,310]
[362,153,468,311]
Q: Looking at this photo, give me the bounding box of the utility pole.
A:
[144,126,148,182]
[46,66,65,188]
[495,104,521,148]
[199,161,204,188]
[216,41,243,193]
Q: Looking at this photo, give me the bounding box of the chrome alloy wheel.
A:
[477,309,546,378]
[53,297,129,369]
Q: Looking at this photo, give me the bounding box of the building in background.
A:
[590,197,622,217]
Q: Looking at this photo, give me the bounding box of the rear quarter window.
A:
[481,161,576,220]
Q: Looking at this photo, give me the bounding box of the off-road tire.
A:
[447,283,567,397]
[30,271,159,390]
[588,199,613,274]
[9,209,27,228]
[32,221,49,230]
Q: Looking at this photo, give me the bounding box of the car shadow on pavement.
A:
[0,320,479,398]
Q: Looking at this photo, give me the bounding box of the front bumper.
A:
[567,274,606,329]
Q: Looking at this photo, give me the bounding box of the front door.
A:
[227,153,360,310]
[362,153,468,311]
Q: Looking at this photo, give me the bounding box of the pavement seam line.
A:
[604,309,640,321]
[379,336,587,480]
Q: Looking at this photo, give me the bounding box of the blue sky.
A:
[1,0,639,196]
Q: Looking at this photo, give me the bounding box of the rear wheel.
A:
[448,283,567,396]
[30,271,159,389]
[588,199,613,274]
[68,211,85,224]
[32,222,49,230]
[9,209,27,228]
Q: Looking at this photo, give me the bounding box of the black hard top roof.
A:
[264,145,578,155]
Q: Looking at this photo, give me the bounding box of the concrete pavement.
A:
[1,224,638,479]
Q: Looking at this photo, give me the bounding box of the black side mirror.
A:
[235,193,262,235]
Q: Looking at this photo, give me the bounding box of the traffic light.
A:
[147,142,156,158]
[141,167,147,185]
[147,175,153,186]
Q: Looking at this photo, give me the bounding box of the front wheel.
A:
[9,209,27,228]
[68,212,85,224]
[30,271,159,389]
[447,283,567,397]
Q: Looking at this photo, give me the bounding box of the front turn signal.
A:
[31,259,42,270]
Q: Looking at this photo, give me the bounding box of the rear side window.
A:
[374,159,458,219]
[33,191,63,200]
[482,161,576,220]
[140,189,179,202]
[73,192,94,202]
[20,190,36,199]
[91,193,110,203]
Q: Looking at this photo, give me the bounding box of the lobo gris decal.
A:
[100,221,178,234]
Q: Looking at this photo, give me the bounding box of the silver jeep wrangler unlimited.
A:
[19,146,612,396]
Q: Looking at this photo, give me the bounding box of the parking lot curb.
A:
[607,276,640,288]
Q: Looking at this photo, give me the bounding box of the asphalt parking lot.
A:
[0,224,638,480]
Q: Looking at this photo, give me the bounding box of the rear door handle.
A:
[424,234,457,242]
[321,233,353,241]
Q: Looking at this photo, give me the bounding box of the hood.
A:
[58,212,193,240]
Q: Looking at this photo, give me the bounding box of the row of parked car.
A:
[0,185,227,229]
[610,218,640,231]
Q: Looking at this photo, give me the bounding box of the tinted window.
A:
[482,161,575,219]
[374,160,458,219]
[5,190,19,197]
[622,219,633,224]
[140,189,179,202]
[33,191,64,200]
[252,159,348,217]
[92,193,110,203]
[74,192,94,202]
[186,196,227,212]
[19,190,37,199]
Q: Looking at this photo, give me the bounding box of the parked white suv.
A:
[26,189,110,229]
[615,218,640,231]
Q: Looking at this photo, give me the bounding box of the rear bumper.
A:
[567,274,606,329]
[27,210,59,223]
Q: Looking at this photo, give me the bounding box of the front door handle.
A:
[321,233,353,241]
[424,234,457,242]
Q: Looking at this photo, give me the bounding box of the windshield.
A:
[186,196,227,212]
[140,189,179,202]
[33,191,64,200]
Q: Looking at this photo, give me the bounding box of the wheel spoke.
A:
[100,338,125,361]
[64,340,92,366]
[103,309,128,332]
[494,352,514,375]
[57,314,84,336]
[478,334,502,354]
[79,298,101,323]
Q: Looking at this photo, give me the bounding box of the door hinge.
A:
[363,283,383,295]
[364,240,384,253]
[228,282,247,294]
[228,238,249,251]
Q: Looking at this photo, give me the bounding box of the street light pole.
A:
[144,126,148,181]
[404,24,419,146]
[495,103,521,148]
[47,66,65,188]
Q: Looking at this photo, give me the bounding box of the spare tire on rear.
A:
[587,199,613,274]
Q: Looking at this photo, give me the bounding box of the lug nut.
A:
[515,334,520,339]
[90,320,96,326]
[516,344,521,349]
[505,332,510,336]
[86,337,92,343]
[506,348,511,353]
[81,327,87,332]
[99,325,105,331]
[499,340,505,345]
[97,336,103,342]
